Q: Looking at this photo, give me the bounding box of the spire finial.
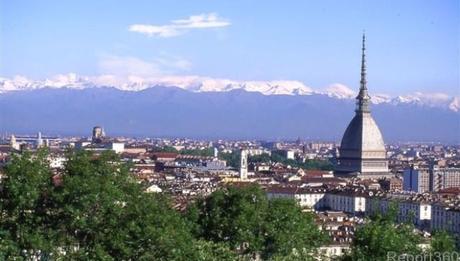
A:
[360,31,367,90]
[356,32,370,113]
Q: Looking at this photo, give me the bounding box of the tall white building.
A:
[37,132,44,148]
[10,135,20,150]
[239,149,248,180]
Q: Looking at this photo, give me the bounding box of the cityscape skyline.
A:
[4,33,455,144]
[1,1,460,259]
[1,35,458,143]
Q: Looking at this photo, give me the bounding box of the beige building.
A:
[431,166,460,192]
[266,186,327,209]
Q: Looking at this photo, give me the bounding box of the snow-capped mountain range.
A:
[1,73,459,112]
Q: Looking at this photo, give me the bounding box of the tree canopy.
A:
[186,184,327,260]
[1,149,455,260]
[152,146,214,157]
[0,149,328,260]
[220,151,333,171]
[0,150,215,259]
[342,204,458,261]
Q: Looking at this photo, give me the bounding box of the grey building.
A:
[335,34,389,179]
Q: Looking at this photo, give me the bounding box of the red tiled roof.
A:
[301,176,345,183]
[151,152,178,159]
[305,170,330,177]
[436,187,460,195]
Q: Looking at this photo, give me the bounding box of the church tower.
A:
[335,34,390,179]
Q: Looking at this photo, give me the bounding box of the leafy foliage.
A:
[344,202,458,260]
[346,218,422,260]
[151,146,179,153]
[180,147,214,157]
[0,150,205,260]
[220,151,333,170]
[263,198,327,260]
[152,146,214,157]
[430,230,457,254]
[6,149,453,260]
[0,149,55,259]
[219,151,241,169]
[341,205,456,261]
[186,184,327,259]
[187,184,268,253]
[267,152,333,170]
[193,240,239,261]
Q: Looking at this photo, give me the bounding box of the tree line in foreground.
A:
[0,149,457,260]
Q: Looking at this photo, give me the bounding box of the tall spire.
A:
[360,32,367,92]
[356,32,370,113]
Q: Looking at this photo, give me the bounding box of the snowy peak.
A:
[389,92,459,111]
[371,94,392,104]
[448,97,460,112]
[236,80,313,95]
[0,73,92,91]
[0,74,314,96]
[0,73,458,112]
[323,83,355,99]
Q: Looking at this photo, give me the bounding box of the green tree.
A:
[301,159,333,171]
[193,240,238,261]
[220,150,333,171]
[188,184,268,254]
[180,148,214,157]
[263,198,327,260]
[249,153,271,164]
[186,184,326,259]
[0,149,56,259]
[151,146,179,153]
[219,151,241,168]
[430,230,457,254]
[342,207,423,261]
[0,149,222,260]
[52,150,198,260]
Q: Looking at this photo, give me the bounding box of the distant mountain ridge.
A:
[1,73,459,112]
[0,86,458,142]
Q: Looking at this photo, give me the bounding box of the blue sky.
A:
[1,0,459,96]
